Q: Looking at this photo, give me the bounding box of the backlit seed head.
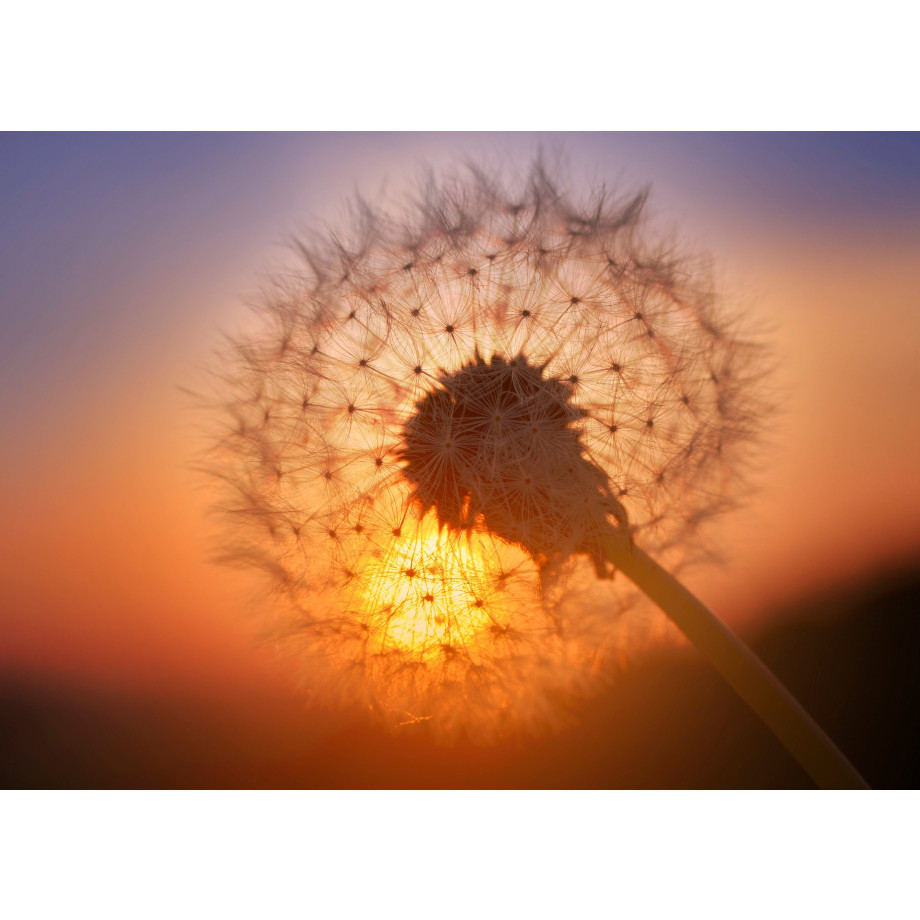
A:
[400,353,628,578]
[205,159,767,739]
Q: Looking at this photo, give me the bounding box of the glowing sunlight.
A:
[359,513,506,662]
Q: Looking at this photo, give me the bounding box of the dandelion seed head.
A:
[206,159,766,739]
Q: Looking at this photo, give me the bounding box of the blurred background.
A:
[2,132,919,788]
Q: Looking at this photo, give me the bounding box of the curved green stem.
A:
[607,541,869,789]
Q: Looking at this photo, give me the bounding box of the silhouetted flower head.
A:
[207,160,765,738]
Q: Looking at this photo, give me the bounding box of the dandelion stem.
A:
[607,541,870,789]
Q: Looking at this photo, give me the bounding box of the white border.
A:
[3,2,916,129]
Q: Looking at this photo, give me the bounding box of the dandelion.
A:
[206,159,866,786]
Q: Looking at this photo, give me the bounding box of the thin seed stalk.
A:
[606,540,869,789]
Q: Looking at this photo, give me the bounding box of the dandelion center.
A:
[400,353,627,573]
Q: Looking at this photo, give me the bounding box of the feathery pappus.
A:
[204,160,765,739]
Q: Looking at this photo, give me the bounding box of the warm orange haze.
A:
[360,516,504,661]
[1,132,919,787]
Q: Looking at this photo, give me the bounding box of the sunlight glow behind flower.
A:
[206,160,764,737]
[354,512,508,662]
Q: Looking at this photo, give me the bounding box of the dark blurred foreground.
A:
[3,565,918,789]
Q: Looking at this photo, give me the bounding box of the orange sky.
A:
[2,133,919,703]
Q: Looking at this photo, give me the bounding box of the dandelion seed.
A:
[205,159,867,783]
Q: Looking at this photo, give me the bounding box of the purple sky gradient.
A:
[2,132,918,694]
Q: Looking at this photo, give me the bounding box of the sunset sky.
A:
[2,131,919,712]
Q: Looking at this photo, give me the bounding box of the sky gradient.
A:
[2,131,919,713]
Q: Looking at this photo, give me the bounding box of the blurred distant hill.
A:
[2,564,918,789]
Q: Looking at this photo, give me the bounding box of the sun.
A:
[357,512,508,663]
